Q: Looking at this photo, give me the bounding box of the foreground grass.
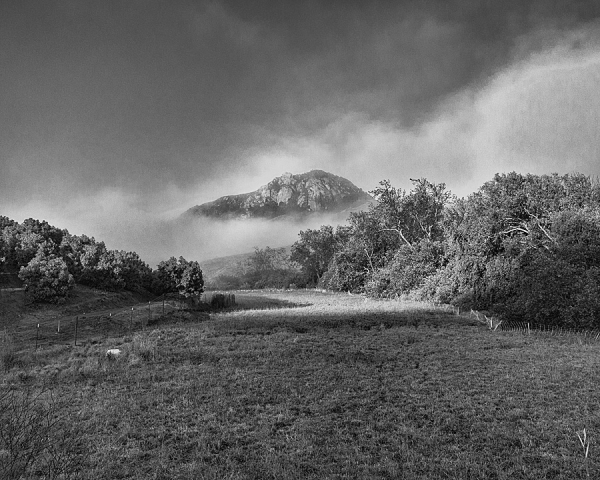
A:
[2,290,600,479]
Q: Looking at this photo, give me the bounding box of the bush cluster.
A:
[0,218,204,303]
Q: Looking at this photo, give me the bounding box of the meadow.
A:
[2,290,600,479]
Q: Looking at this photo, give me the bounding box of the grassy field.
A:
[2,290,600,479]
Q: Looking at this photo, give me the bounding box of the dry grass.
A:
[1,290,599,479]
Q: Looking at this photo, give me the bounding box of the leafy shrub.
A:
[414,266,457,304]
[496,254,600,328]
[18,252,74,303]
[318,252,369,293]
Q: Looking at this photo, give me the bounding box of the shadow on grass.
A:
[230,294,312,312]
[211,307,480,335]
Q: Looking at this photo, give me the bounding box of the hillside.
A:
[200,251,254,281]
[200,246,293,284]
[183,170,372,220]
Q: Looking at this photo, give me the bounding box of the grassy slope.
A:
[2,290,600,479]
[0,285,153,324]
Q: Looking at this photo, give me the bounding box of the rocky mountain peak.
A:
[183,170,372,220]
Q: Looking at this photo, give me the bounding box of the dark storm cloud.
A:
[2,0,600,260]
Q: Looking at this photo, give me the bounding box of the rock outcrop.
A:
[183,170,372,220]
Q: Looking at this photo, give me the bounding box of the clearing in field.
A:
[1,290,600,479]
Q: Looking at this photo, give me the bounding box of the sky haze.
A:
[2,0,600,263]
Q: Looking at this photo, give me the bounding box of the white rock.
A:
[106,349,121,358]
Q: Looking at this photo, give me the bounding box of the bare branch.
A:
[381,228,414,250]
[363,248,375,272]
[502,226,530,236]
[524,208,557,245]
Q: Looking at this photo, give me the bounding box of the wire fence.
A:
[499,321,600,341]
[441,306,600,344]
[467,308,600,343]
[1,292,237,353]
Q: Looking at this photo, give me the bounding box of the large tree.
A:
[291,226,337,286]
[321,179,451,294]
[369,178,451,249]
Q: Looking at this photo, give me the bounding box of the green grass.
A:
[2,290,600,479]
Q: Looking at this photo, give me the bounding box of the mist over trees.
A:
[5,171,600,328]
[0,217,203,303]
[291,173,600,329]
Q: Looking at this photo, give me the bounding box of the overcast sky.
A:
[2,0,600,262]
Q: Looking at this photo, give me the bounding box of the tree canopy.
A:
[155,256,204,298]
[0,218,199,303]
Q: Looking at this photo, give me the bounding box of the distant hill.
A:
[182,170,372,221]
[200,247,293,283]
[200,251,253,281]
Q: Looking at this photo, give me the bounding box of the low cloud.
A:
[3,187,349,267]
[244,27,600,198]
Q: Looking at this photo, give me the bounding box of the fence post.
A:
[130,307,133,332]
[57,319,60,334]
[74,316,78,346]
[35,324,39,350]
[527,323,530,335]
[163,297,165,316]
[148,301,151,326]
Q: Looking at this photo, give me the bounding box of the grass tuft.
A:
[131,332,157,361]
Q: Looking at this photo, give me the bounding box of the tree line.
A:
[0,217,204,303]
[240,172,600,329]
